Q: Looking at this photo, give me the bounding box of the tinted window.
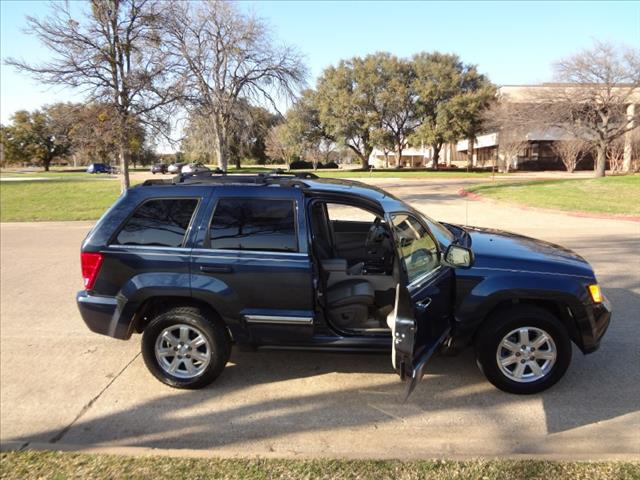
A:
[210,199,297,252]
[391,214,439,283]
[115,198,198,247]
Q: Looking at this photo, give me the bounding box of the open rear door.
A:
[386,212,455,400]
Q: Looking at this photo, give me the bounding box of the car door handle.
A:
[417,297,432,308]
[200,265,233,274]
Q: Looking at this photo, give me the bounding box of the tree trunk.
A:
[362,145,373,170]
[396,145,404,168]
[212,117,228,172]
[234,156,241,170]
[119,144,130,193]
[467,137,474,170]
[595,144,606,178]
[43,159,50,172]
[431,144,441,170]
[623,104,635,173]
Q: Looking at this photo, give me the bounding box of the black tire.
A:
[475,305,571,394]
[141,306,231,389]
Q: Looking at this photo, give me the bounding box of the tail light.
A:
[81,252,104,290]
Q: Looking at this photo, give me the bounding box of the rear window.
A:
[114,198,199,247]
[209,198,297,252]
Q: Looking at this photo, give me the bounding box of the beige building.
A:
[369,84,639,171]
[369,144,467,169]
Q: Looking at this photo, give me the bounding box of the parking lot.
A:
[1,178,639,459]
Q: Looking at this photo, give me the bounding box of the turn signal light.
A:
[81,252,104,290]
[588,284,603,303]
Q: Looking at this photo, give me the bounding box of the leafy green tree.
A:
[228,104,281,167]
[285,90,337,167]
[0,105,73,170]
[315,54,390,168]
[265,122,301,165]
[410,52,495,169]
[375,55,418,165]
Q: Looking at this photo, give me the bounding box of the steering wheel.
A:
[365,217,389,248]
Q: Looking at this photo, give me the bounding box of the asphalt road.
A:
[1,178,639,459]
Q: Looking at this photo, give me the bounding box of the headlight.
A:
[588,284,603,303]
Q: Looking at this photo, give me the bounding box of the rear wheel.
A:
[142,306,230,389]
[475,305,571,394]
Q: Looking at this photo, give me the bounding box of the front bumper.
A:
[580,297,612,353]
[77,291,129,339]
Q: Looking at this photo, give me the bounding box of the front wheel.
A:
[142,306,230,389]
[475,305,571,394]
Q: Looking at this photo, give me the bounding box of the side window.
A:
[114,198,198,247]
[209,198,297,252]
[390,213,440,283]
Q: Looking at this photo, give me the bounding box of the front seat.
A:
[326,280,374,330]
[310,203,364,275]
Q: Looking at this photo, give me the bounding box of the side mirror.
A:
[444,244,474,268]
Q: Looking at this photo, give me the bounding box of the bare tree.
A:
[532,41,640,177]
[5,0,179,191]
[165,0,307,171]
[483,100,533,173]
[551,138,590,173]
[497,131,528,173]
[607,138,627,174]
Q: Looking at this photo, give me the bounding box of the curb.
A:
[458,189,640,223]
[2,441,639,462]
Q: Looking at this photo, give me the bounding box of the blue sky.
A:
[1,0,639,125]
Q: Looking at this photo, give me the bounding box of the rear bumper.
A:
[76,291,129,339]
[580,297,612,354]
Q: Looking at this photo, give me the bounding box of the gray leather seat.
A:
[327,280,374,307]
[326,280,374,329]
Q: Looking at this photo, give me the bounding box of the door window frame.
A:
[108,196,203,250]
[203,196,302,254]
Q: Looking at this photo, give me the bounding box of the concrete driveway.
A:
[1,178,639,459]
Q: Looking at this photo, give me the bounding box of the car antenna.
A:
[465,195,469,227]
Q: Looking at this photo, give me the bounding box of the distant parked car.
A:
[181,162,210,174]
[86,163,114,174]
[150,163,168,175]
[167,162,185,174]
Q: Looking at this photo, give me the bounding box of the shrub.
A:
[289,159,314,169]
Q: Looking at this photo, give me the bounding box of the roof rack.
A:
[140,170,318,188]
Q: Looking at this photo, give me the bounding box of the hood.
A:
[465,226,595,279]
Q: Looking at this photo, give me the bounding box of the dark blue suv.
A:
[86,163,114,174]
[77,172,611,396]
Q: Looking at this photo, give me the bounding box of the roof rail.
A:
[139,169,318,188]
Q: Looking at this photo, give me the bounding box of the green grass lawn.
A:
[466,175,640,216]
[1,451,638,480]
[0,171,100,179]
[0,179,121,222]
